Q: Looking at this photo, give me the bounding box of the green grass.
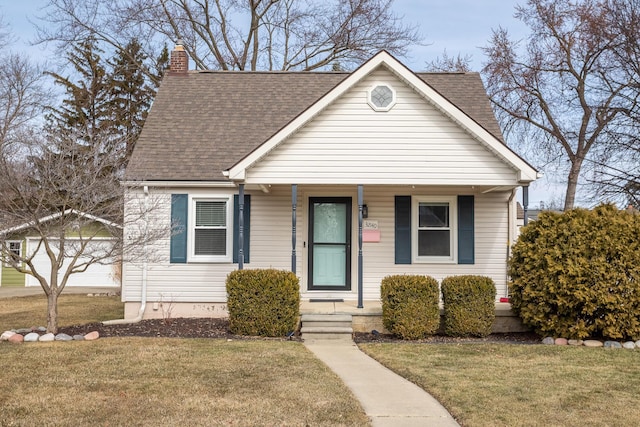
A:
[360,343,640,426]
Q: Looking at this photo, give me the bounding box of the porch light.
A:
[362,204,368,219]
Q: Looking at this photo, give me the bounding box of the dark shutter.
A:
[457,195,475,264]
[233,194,251,263]
[394,196,412,264]
[170,194,188,263]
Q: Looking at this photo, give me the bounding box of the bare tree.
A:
[38,0,420,81]
[0,12,48,157]
[482,0,640,210]
[425,49,473,72]
[0,131,167,333]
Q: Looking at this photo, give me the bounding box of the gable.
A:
[242,67,520,186]
[227,51,537,184]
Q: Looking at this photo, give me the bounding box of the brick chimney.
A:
[170,39,189,74]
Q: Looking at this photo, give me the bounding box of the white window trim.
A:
[412,196,457,263]
[188,195,233,263]
[367,82,396,112]
[3,240,22,267]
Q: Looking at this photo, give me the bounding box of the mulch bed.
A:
[59,317,541,344]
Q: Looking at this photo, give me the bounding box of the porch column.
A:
[291,184,297,274]
[357,184,364,309]
[238,183,244,270]
[523,185,529,226]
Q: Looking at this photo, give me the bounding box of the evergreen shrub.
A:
[509,204,640,340]
[226,268,300,337]
[381,274,440,339]
[441,275,496,337]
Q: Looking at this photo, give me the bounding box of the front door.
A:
[308,197,351,291]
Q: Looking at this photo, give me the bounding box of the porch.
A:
[300,300,529,336]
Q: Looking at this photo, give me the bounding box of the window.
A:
[413,197,456,262]
[190,197,233,262]
[367,83,396,111]
[3,241,21,267]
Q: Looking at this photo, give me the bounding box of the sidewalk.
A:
[0,286,118,299]
[304,339,460,427]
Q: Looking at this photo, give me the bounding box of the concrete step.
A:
[301,314,353,323]
[300,314,353,340]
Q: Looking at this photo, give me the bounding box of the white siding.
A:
[123,185,511,304]
[245,68,518,186]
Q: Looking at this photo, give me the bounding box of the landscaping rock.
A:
[24,332,40,342]
[15,328,31,334]
[604,341,622,349]
[542,337,555,345]
[39,333,55,342]
[636,340,640,348]
[622,341,635,349]
[554,338,568,345]
[35,326,47,333]
[584,340,604,347]
[73,335,85,341]
[55,333,73,341]
[568,339,583,346]
[1,331,16,341]
[84,331,100,341]
[8,334,23,343]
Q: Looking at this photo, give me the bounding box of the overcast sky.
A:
[2,1,560,208]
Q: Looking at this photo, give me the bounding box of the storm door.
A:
[308,198,352,291]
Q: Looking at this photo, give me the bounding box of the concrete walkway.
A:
[304,339,460,427]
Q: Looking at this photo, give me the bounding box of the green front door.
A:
[308,197,351,291]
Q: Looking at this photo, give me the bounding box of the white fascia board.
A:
[122,180,237,188]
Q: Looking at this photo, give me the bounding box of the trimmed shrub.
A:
[509,204,640,340]
[441,275,496,337]
[381,274,440,339]
[226,268,300,337]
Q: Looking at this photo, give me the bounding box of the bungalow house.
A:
[0,210,121,288]
[121,43,538,330]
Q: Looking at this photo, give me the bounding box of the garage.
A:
[25,238,120,287]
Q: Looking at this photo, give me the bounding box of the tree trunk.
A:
[47,291,59,334]
[564,157,584,210]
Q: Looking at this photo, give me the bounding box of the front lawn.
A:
[360,343,640,426]
[1,339,368,426]
[1,295,368,426]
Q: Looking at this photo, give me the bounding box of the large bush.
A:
[509,204,640,340]
[381,274,440,339]
[226,269,300,337]
[441,275,496,337]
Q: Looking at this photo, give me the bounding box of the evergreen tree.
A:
[45,37,115,146]
[109,39,154,158]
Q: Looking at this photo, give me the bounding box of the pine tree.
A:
[45,37,115,147]
[109,39,155,158]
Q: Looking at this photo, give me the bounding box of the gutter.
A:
[103,185,150,325]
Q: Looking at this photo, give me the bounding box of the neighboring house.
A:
[0,210,121,288]
[121,43,539,320]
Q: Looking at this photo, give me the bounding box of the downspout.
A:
[505,189,517,298]
[103,185,149,325]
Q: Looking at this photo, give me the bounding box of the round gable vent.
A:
[367,84,396,111]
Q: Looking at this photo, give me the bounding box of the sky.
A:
[1,0,559,209]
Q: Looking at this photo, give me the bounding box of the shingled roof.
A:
[126,68,504,182]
